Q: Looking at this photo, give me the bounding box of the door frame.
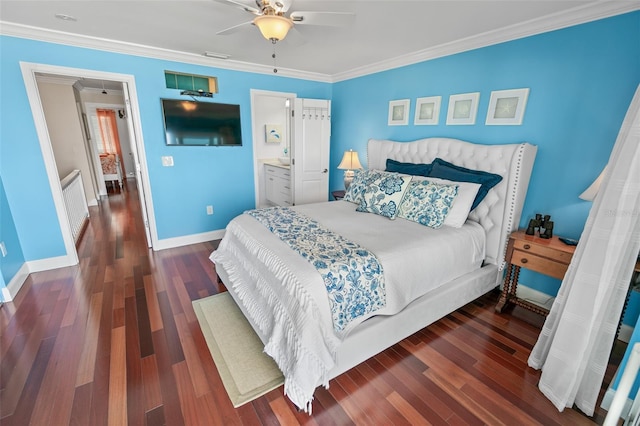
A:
[20,62,157,267]
[250,89,296,208]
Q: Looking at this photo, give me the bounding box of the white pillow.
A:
[412,176,481,228]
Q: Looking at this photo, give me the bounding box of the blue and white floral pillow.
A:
[344,169,384,204]
[398,180,459,228]
[356,172,411,219]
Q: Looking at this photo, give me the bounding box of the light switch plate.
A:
[161,156,174,167]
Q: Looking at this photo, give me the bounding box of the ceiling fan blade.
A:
[211,0,261,15]
[289,11,355,27]
[282,26,306,47]
[216,20,254,36]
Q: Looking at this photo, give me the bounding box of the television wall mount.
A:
[180,90,213,98]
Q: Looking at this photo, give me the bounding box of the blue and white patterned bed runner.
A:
[247,207,386,333]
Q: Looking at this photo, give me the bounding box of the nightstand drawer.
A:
[513,239,573,265]
[512,249,569,280]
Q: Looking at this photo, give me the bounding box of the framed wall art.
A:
[486,88,530,125]
[265,124,283,143]
[414,96,441,125]
[446,92,480,125]
[388,99,410,126]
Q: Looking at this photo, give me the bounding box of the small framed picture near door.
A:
[414,96,441,125]
[446,92,480,125]
[486,88,530,125]
[265,124,283,143]
[388,99,410,126]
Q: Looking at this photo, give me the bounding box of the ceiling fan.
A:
[213,0,355,43]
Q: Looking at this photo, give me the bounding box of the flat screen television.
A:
[161,99,242,146]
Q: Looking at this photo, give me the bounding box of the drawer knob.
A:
[523,244,531,250]
[521,258,528,264]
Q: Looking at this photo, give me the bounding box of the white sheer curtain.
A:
[528,84,640,415]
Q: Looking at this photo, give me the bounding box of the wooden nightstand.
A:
[332,190,346,201]
[495,230,577,316]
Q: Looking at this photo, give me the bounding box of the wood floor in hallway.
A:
[0,180,623,425]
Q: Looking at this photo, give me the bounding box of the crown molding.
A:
[1,2,638,84]
[333,2,640,82]
[0,22,333,83]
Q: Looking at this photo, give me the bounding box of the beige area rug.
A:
[193,292,284,407]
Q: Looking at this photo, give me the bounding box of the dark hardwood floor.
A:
[0,180,624,425]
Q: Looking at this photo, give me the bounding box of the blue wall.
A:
[330,12,640,317]
[0,12,638,318]
[0,176,25,299]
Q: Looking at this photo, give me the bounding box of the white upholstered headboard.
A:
[368,138,537,269]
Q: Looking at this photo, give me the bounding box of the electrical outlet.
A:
[206,205,214,215]
[0,242,7,257]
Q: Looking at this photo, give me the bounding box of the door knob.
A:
[323,169,328,173]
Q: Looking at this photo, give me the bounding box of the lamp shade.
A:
[253,15,293,41]
[337,150,363,170]
[579,166,608,201]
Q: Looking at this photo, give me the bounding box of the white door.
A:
[122,83,152,247]
[292,98,331,205]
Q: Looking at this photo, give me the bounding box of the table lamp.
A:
[337,149,363,190]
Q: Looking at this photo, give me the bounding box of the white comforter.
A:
[210,200,485,411]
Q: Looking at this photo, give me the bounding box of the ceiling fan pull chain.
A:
[272,40,278,73]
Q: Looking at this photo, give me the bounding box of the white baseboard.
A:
[3,254,77,302]
[1,286,11,302]
[153,229,225,251]
[511,282,556,311]
[27,254,76,273]
[6,262,30,301]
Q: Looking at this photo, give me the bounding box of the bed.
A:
[100,153,123,189]
[210,137,537,412]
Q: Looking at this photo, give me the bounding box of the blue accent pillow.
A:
[398,181,459,228]
[428,158,502,210]
[385,159,432,176]
[343,169,384,205]
[356,172,412,219]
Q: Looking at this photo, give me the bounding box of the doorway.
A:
[20,62,157,268]
[250,89,296,208]
[84,101,136,196]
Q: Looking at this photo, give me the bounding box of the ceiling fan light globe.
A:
[254,14,293,41]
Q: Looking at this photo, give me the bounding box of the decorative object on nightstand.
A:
[525,213,542,235]
[337,149,363,190]
[525,213,553,238]
[495,230,576,316]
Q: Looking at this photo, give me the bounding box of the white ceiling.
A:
[1,1,637,81]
